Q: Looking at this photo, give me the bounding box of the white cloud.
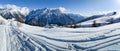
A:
[0,4,19,9]
[58,7,66,12]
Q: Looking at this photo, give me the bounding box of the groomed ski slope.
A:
[0,20,120,51]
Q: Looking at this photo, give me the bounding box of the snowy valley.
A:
[0,4,120,51]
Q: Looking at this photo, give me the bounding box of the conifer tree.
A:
[92,20,97,27]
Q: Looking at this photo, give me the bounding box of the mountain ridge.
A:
[25,8,85,26]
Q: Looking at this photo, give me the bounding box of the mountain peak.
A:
[0,4,30,22]
[0,4,30,14]
[35,7,66,13]
[25,7,84,26]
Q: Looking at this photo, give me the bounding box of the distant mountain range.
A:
[0,4,120,27]
[25,8,85,26]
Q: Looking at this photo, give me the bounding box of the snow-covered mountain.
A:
[0,4,120,51]
[78,11,120,27]
[25,8,85,26]
[0,4,30,22]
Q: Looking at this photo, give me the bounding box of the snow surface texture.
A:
[0,19,120,51]
[0,15,7,25]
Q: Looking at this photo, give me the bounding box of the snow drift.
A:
[0,15,7,24]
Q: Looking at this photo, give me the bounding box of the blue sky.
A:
[0,0,120,16]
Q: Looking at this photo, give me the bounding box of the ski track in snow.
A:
[3,21,120,51]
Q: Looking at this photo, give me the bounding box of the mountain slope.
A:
[78,11,120,27]
[0,20,120,51]
[0,4,30,22]
[25,8,85,26]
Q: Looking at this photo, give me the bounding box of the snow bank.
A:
[0,16,7,25]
